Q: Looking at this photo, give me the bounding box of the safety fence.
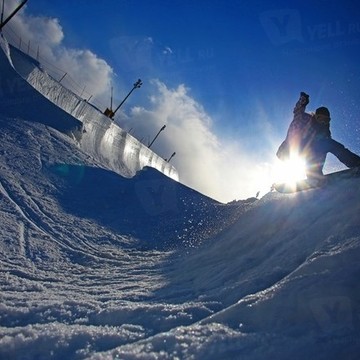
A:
[2,24,107,112]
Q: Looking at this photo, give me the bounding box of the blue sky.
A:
[2,0,360,201]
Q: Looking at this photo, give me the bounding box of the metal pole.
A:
[148,125,166,148]
[104,79,142,119]
[1,0,5,25]
[166,152,176,162]
[0,0,28,31]
[112,79,142,116]
[59,72,67,83]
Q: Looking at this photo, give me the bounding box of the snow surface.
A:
[1,36,360,360]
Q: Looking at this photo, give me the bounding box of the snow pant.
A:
[305,138,360,178]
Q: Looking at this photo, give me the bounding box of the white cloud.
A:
[2,0,113,101]
[120,80,274,202]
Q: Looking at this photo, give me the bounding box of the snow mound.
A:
[1,116,360,359]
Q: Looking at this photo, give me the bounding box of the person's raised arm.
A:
[293,92,309,115]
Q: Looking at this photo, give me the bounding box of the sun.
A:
[272,155,307,185]
[248,155,307,198]
[240,147,309,198]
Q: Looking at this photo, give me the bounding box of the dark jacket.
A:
[277,96,331,160]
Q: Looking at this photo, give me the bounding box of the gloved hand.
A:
[299,92,309,105]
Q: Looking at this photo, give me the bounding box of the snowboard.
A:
[272,167,360,193]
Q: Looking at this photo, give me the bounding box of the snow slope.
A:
[1,34,360,360]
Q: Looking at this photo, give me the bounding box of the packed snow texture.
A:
[1,38,360,360]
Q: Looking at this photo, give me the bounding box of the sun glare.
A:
[273,156,307,185]
[247,155,307,199]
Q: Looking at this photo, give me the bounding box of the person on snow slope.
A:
[276,91,360,180]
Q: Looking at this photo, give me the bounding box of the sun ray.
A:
[273,155,307,185]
